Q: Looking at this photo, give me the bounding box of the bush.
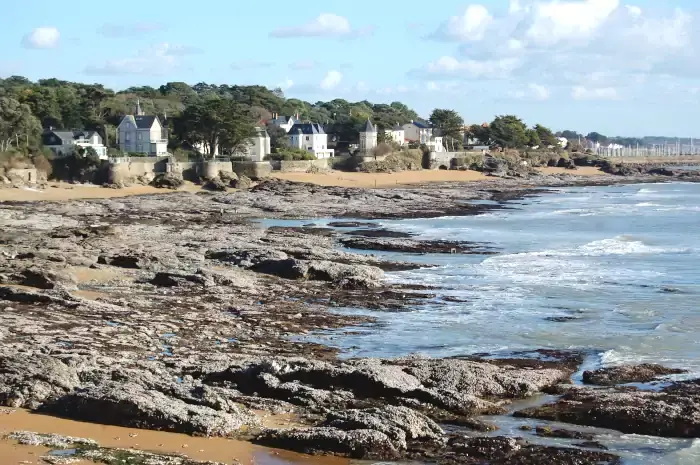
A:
[51,147,109,184]
[265,148,317,161]
[361,149,423,173]
[31,153,53,178]
[371,143,393,158]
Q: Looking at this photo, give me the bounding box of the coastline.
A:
[1,173,699,464]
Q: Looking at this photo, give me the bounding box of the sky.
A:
[2,0,700,137]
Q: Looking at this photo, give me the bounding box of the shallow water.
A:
[273,181,700,464]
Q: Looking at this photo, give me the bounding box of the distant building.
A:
[268,113,299,133]
[116,99,168,156]
[427,132,445,153]
[238,127,271,162]
[557,137,569,148]
[42,129,108,159]
[402,120,433,144]
[385,122,405,146]
[289,123,334,159]
[359,119,378,154]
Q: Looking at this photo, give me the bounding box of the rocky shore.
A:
[1,173,699,464]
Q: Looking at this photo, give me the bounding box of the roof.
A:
[254,127,270,138]
[362,119,376,133]
[133,115,160,129]
[42,129,99,146]
[271,115,296,125]
[411,120,432,129]
[289,123,325,135]
[393,122,403,130]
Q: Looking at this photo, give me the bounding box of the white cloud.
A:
[420,55,522,79]
[320,70,343,90]
[432,5,493,41]
[510,83,551,100]
[22,27,60,49]
[97,22,164,38]
[418,1,700,101]
[571,86,618,100]
[84,43,194,76]
[271,13,373,38]
[278,78,294,90]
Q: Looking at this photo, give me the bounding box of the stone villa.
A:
[288,123,334,159]
[116,100,168,156]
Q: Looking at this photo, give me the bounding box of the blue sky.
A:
[2,0,700,136]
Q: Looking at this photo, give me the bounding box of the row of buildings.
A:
[41,102,449,161]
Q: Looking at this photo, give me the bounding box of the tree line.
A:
[0,75,654,159]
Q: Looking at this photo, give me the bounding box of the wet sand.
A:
[0,182,203,202]
[0,409,348,465]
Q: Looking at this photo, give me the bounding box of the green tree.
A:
[526,128,541,147]
[534,124,558,147]
[429,109,464,151]
[0,97,41,152]
[586,132,607,144]
[174,98,256,157]
[267,125,289,153]
[490,115,528,148]
[468,124,492,145]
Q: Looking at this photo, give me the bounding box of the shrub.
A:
[31,153,53,178]
[371,143,393,158]
[265,148,317,161]
[51,147,109,184]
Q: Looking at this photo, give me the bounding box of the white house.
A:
[42,129,108,159]
[557,137,569,148]
[385,122,405,146]
[402,120,433,144]
[269,113,299,133]
[427,134,445,153]
[359,119,378,154]
[239,127,271,161]
[288,123,334,159]
[116,100,168,156]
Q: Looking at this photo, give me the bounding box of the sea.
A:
[269,181,700,464]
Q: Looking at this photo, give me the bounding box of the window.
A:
[125,133,131,142]
[305,136,309,141]
[137,132,142,141]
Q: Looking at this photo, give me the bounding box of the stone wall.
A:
[232,161,272,180]
[430,151,485,169]
[108,157,168,183]
[200,161,234,179]
[269,159,329,172]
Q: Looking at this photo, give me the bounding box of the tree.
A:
[429,109,464,151]
[0,97,41,152]
[490,115,528,148]
[586,132,607,144]
[526,128,541,147]
[267,125,289,153]
[534,124,558,147]
[468,124,492,145]
[174,98,256,157]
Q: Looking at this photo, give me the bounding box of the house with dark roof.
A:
[116,100,168,156]
[402,120,433,144]
[268,113,299,133]
[288,123,334,159]
[42,129,107,159]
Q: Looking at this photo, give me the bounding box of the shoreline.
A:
[1,174,699,464]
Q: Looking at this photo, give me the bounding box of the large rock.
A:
[151,173,184,189]
[232,175,252,190]
[321,406,444,451]
[305,260,384,289]
[401,358,570,399]
[583,364,686,386]
[256,427,400,459]
[15,267,77,290]
[514,381,700,438]
[42,381,258,436]
[0,354,81,409]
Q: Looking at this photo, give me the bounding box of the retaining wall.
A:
[269,159,329,172]
[430,151,485,169]
[232,161,272,180]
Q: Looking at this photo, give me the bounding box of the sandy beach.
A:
[0,168,606,203]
